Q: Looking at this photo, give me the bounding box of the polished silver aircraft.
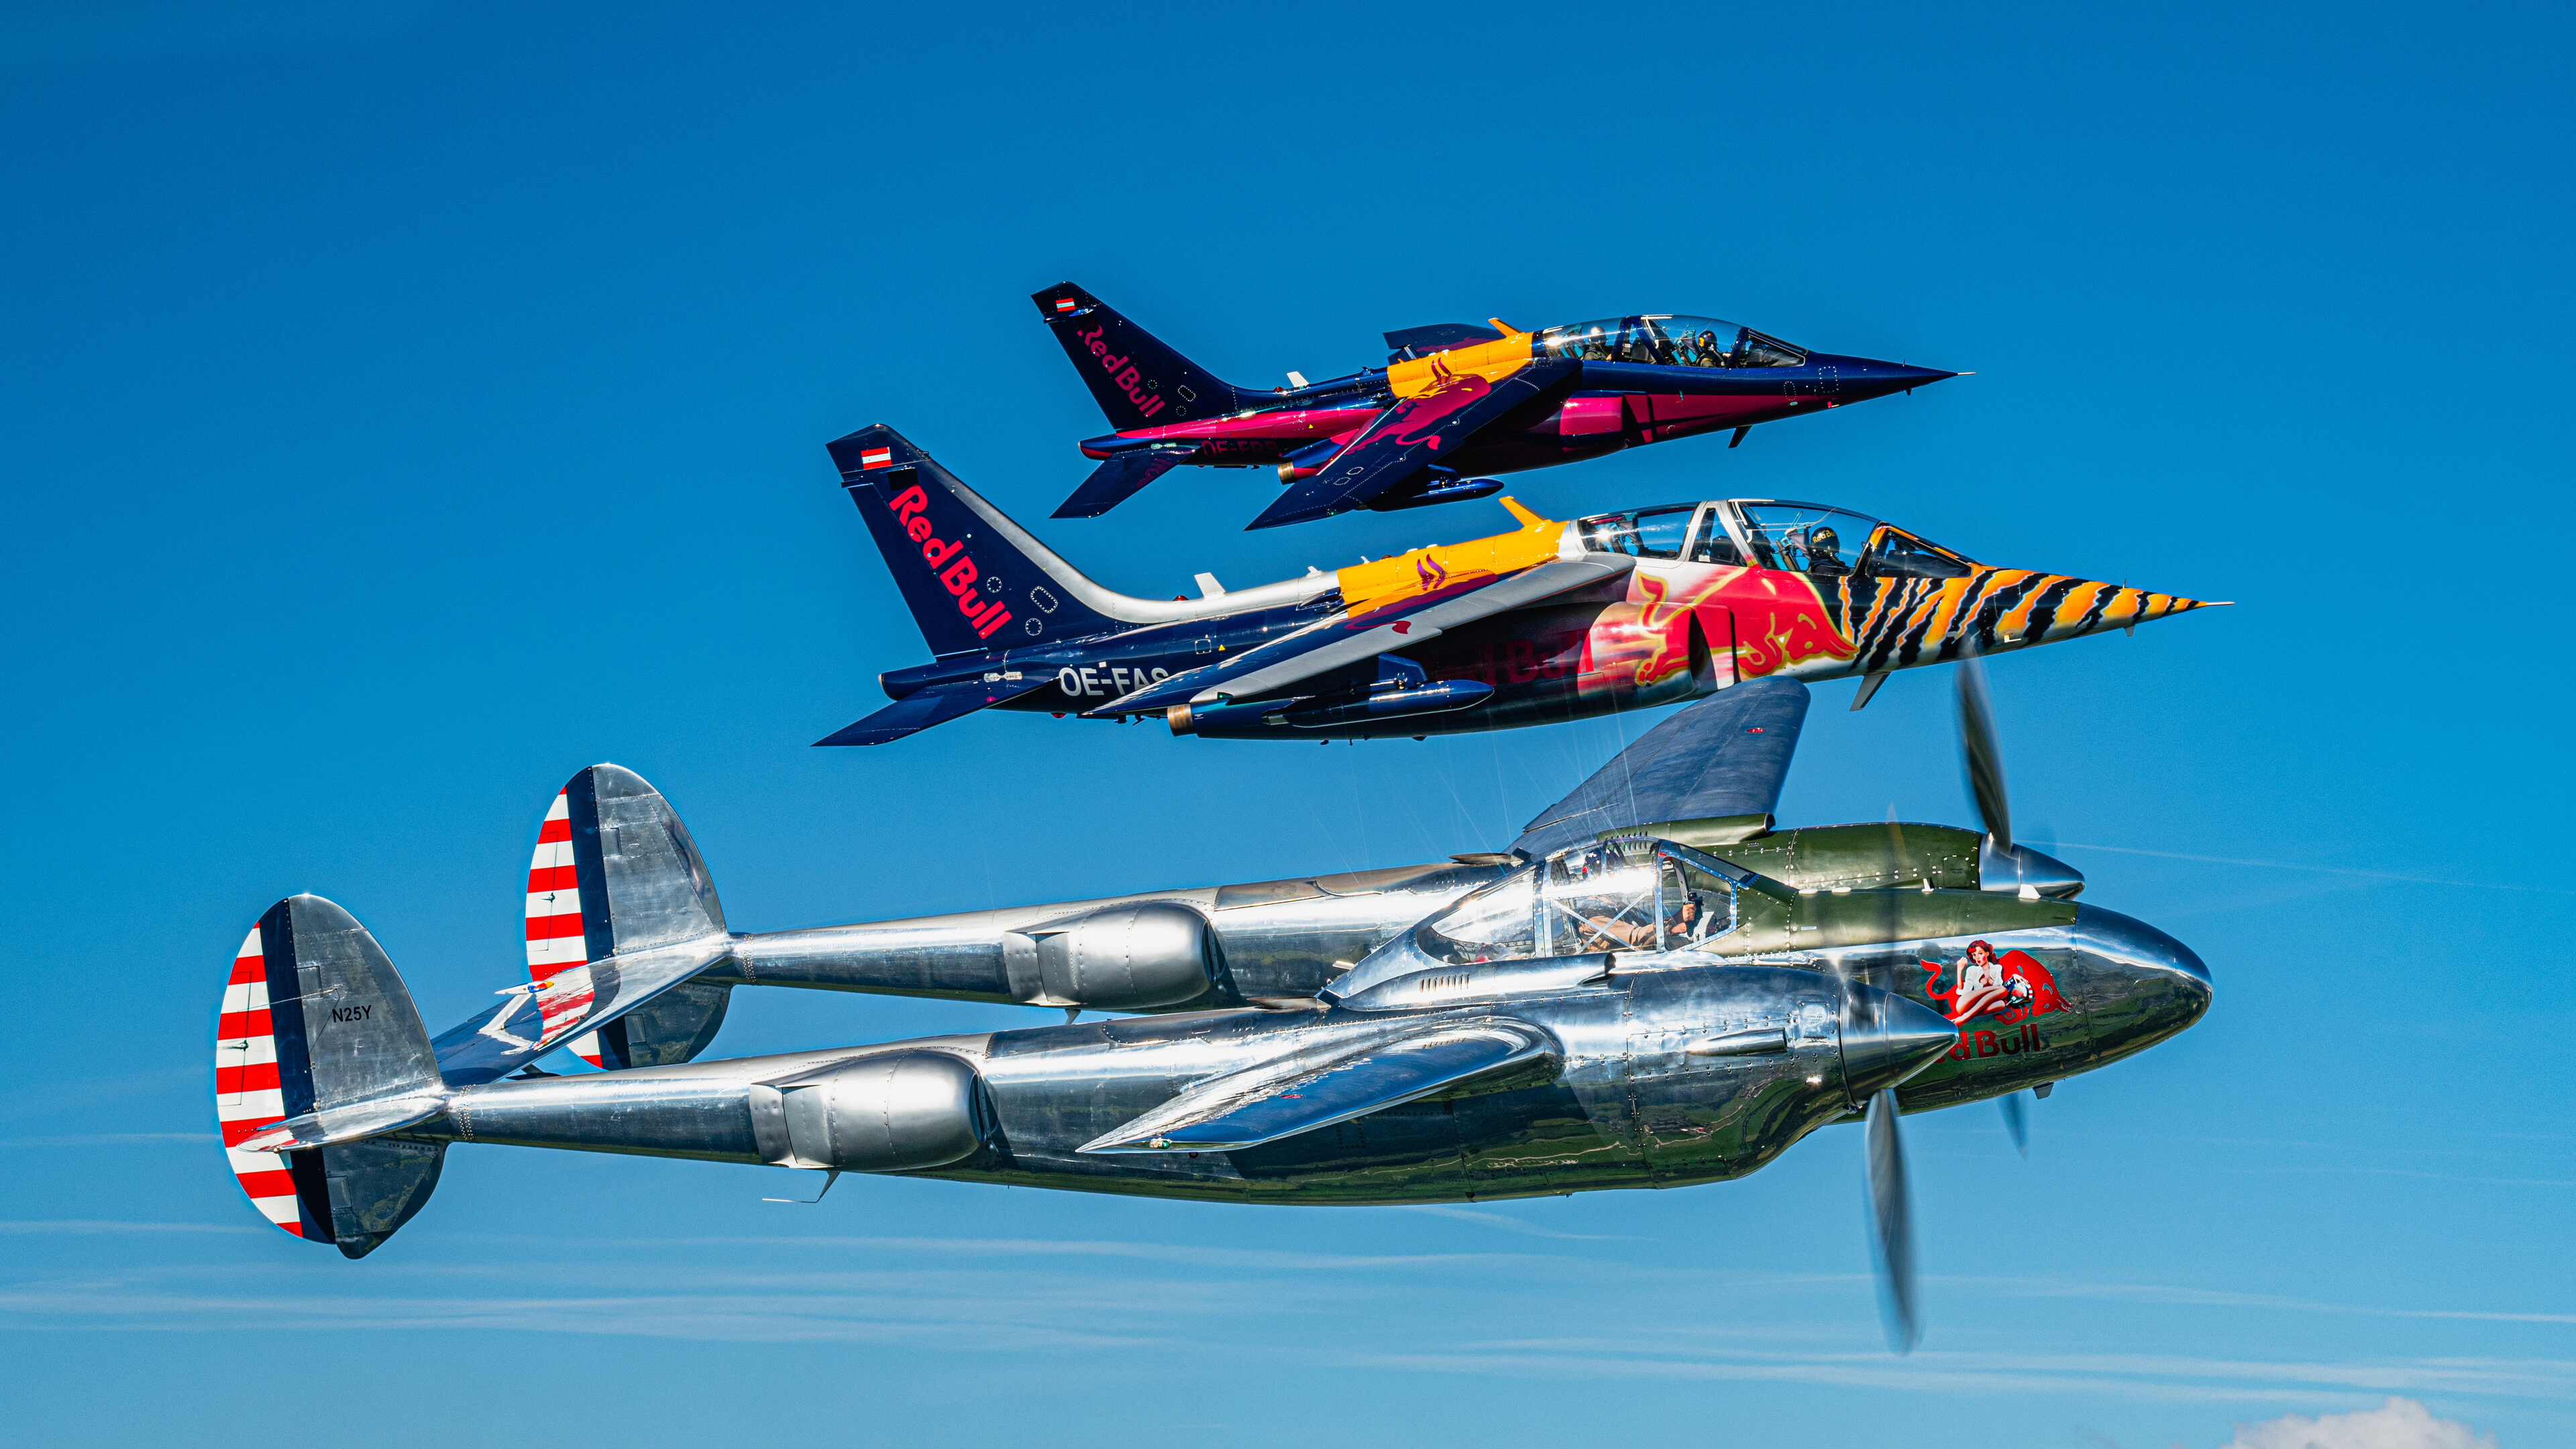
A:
[215,668,2210,1349]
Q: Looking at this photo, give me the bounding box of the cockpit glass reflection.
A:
[1416,841,1742,964]
[1864,527,1976,579]
[1737,504,1884,578]
[1578,504,1697,559]
[1536,315,1809,368]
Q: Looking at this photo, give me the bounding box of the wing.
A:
[1051,447,1196,520]
[1245,358,1578,530]
[1078,1020,1559,1154]
[814,674,1056,747]
[1510,677,1812,859]
[1089,553,1633,716]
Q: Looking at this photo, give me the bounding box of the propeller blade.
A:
[1954,645,2012,854]
[2000,1089,2029,1159]
[1865,1087,1921,1353]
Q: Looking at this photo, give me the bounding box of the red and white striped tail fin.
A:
[523,790,606,1067]
[216,922,310,1236]
[212,898,450,1256]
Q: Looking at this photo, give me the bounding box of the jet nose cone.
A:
[1820,354,1958,396]
[1839,982,1960,1102]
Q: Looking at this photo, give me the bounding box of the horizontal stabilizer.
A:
[814,673,1055,747]
[1079,1020,1558,1154]
[428,937,739,1086]
[234,1093,446,1155]
[1512,678,1810,859]
[1052,449,1193,519]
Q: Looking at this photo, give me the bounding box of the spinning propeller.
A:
[1846,644,2072,1350]
[1957,642,2064,1161]
[1955,641,2086,902]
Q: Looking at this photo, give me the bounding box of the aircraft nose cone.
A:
[1839,983,1959,1102]
[2074,904,2216,1047]
[1821,354,1957,397]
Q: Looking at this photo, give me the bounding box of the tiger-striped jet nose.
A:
[1971,577,2224,649]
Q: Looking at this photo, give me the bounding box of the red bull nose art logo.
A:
[888,484,1015,641]
[1073,325,1167,419]
[1921,939,2070,1064]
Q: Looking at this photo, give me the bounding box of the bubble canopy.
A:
[1536,315,1807,368]
[1566,500,1979,580]
[1396,838,1786,971]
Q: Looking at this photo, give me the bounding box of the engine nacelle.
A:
[1003,901,1215,1010]
[1978,838,2086,900]
[751,1051,990,1172]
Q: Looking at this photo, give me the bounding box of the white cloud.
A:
[2220,1397,2495,1449]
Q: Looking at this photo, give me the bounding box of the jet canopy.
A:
[1536,315,1808,369]
[1415,837,1761,964]
[1575,499,1978,581]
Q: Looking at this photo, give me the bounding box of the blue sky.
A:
[2,2,2568,1444]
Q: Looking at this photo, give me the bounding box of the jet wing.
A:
[815,673,1057,747]
[1077,1020,1558,1154]
[1091,552,1633,716]
[426,936,738,1087]
[1510,677,1812,859]
[1246,358,1578,530]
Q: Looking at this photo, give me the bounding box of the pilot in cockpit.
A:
[1805,525,1850,578]
[1662,894,1707,949]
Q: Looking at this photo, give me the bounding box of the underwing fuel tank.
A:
[1173,680,1496,736]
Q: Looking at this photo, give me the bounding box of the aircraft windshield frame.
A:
[1411,839,1746,965]
[1535,315,1809,369]
[1574,499,1983,579]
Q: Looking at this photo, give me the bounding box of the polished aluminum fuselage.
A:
[413,904,2208,1206]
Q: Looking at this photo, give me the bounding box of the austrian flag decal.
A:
[859,447,895,470]
[1054,297,1077,313]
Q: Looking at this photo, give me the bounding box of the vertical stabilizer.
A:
[1030,281,1255,431]
[214,898,447,1258]
[825,423,1122,656]
[523,765,733,1069]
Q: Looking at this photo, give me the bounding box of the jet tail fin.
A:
[825,425,1124,657]
[215,897,449,1258]
[1030,281,1256,431]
